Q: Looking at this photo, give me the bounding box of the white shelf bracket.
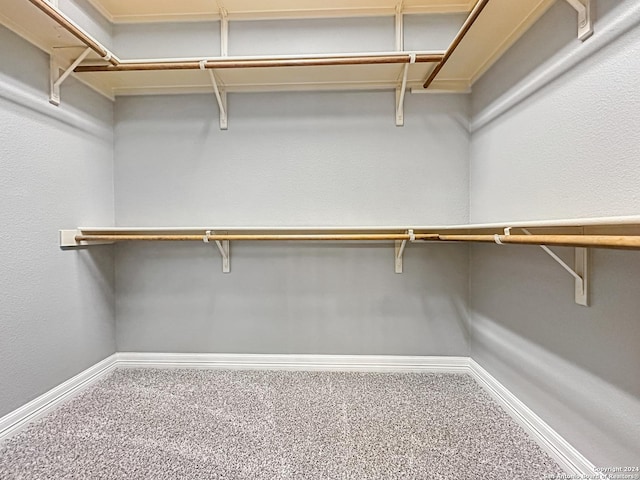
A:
[220,8,229,57]
[201,61,228,129]
[49,47,91,106]
[204,230,230,273]
[565,0,593,41]
[395,229,413,273]
[521,228,589,306]
[395,53,415,126]
[395,3,404,51]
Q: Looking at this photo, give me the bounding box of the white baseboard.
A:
[468,359,600,478]
[0,352,596,478]
[0,354,118,440]
[115,352,470,373]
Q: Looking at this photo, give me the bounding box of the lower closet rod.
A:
[75,233,440,242]
[73,233,640,249]
[437,234,640,250]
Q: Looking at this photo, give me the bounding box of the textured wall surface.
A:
[470,0,640,222]
[59,0,113,50]
[114,91,471,354]
[114,92,469,226]
[470,245,640,465]
[229,17,392,56]
[113,15,464,59]
[116,242,469,355]
[468,0,640,465]
[0,26,115,417]
[114,21,221,59]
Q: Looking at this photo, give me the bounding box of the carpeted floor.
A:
[0,369,564,479]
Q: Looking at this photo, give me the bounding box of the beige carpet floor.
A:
[0,369,565,479]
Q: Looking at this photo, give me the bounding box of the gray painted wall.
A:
[469,0,640,465]
[113,15,465,59]
[60,0,113,50]
[114,92,469,226]
[114,92,471,354]
[114,21,221,59]
[470,0,640,221]
[0,25,115,417]
[116,242,469,355]
[470,246,640,465]
[229,17,394,56]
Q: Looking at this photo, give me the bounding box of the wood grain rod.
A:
[436,234,640,250]
[73,54,444,73]
[28,0,118,65]
[75,233,640,249]
[422,0,490,88]
[75,233,440,242]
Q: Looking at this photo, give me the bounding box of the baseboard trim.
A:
[468,359,598,477]
[115,352,470,373]
[0,352,596,477]
[0,354,118,440]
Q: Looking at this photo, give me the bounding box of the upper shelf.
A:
[0,0,557,98]
[68,215,640,237]
[86,0,478,23]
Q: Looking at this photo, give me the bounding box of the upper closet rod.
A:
[423,0,490,88]
[74,54,443,72]
[28,0,119,65]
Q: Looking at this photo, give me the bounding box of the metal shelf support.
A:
[519,228,589,306]
[49,47,91,106]
[565,0,593,41]
[220,8,229,57]
[396,53,415,126]
[201,61,228,129]
[395,3,404,51]
[395,229,414,273]
[205,230,230,273]
[395,3,409,126]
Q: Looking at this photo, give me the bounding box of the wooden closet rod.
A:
[28,0,119,66]
[74,54,444,73]
[423,0,490,88]
[75,233,439,242]
[74,233,640,249]
[436,234,640,250]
